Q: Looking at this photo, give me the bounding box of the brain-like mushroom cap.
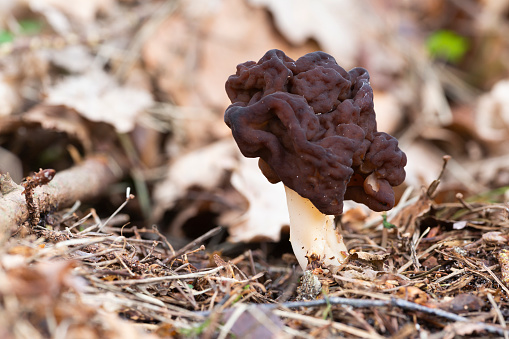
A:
[224,49,406,215]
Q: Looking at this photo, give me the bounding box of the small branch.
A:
[487,293,509,339]
[162,226,223,264]
[273,309,382,339]
[107,266,225,285]
[483,263,509,297]
[0,156,123,230]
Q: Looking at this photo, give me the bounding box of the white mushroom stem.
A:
[284,186,348,272]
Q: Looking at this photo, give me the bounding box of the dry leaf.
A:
[248,0,361,68]
[26,0,114,25]
[444,322,494,336]
[0,147,22,182]
[403,140,445,189]
[438,293,483,314]
[498,249,509,285]
[340,206,369,230]
[228,156,289,242]
[0,74,20,116]
[48,45,95,73]
[222,306,287,339]
[45,69,153,133]
[23,105,93,152]
[338,268,379,282]
[352,251,390,262]
[0,0,17,24]
[391,188,432,234]
[153,137,290,242]
[476,79,509,142]
[152,138,238,220]
[0,260,82,298]
[99,311,160,339]
[372,90,404,135]
[396,286,429,305]
[483,231,509,245]
[142,0,315,110]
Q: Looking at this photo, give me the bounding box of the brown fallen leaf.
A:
[27,0,114,25]
[0,260,81,298]
[0,74,20,116]
[351,251,390,262]
[152,138,238,221]
[45,69,153,133]
[482,231,509,245]
[142,0,315,110]
[23,104,94,153]
[396,286,429,305]
[221,305,287,339]
[247,0,362,68]
[437,293,484,314]
[153,137,290,243]
[337,268,380,283]
[475,79,509,142]
[227,156,289,242]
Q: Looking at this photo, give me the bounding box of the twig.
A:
[427,155,450,198]
[0,156,123,229]
[487,293,509,339]
[483,264,509,296]
[217,304,247,339]
[456,192,474,211]
[114,252,135,276]
[163,226,223,264]
[174,281,198,310]
[434,267,466,284]
[151,225,176,256]
[397,242,443,274]
[341,305,380,338]
[410,227,429,270]
[248,249,257,278]
[108,266,225,285]
[273,309,383,339]
[97,190,135,233]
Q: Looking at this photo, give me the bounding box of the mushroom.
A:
[224,49,406,272]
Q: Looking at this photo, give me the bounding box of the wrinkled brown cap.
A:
[224,49,406,215]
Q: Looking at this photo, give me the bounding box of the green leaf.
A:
[382,213,396,229]
[178,319,211,336]
[426,30,469,63]
[0,30,13,44]
[0,19,44,45]
[18,19,44,35]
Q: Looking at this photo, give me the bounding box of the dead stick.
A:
[163,226,223,264]
[0,156,123,230]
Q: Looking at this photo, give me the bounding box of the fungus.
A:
[224,49,406,272]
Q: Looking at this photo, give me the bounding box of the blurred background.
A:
[1,0,509,252]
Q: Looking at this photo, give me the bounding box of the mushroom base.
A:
[284,186,348,273]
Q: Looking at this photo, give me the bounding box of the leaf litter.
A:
[2,0,509,338]
[1,159,509,338]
